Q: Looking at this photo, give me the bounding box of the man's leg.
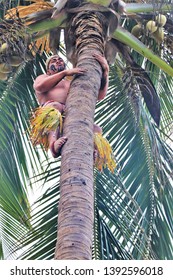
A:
[48,130,67,158]
[45,101,65,112]
[93,124,102,134]
[45,101,67,158]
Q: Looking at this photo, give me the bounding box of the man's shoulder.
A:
[35,73,48,80]
[34,73,48,85]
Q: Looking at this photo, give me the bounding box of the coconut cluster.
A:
[131,14,167,44]
[0,19,33,81]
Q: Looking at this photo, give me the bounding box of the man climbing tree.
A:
[30,53,115,170]
[31,55,85,157]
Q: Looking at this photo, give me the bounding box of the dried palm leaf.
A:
[5,2,53,22]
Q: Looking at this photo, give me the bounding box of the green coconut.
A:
[9,56,23,67]
[0,63,11,73]
[146,20,157,33]
[156,14,167,27]
[0,71,8,81]
[152,27,164,43]
[131,24,142,38]
[0,43,8,53]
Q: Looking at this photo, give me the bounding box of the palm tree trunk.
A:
[54,12,106,259]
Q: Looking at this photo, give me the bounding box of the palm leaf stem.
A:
[125,3,172,14]
[113,27,173,77]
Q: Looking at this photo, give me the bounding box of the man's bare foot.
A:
[92,53,109,73]
[50,136,67,158]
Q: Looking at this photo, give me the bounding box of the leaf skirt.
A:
[94,133,116,173]
[29,106,63,151]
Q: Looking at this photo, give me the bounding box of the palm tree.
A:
[0,0,173,260]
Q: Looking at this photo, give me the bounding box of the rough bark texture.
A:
[54,12,106,260]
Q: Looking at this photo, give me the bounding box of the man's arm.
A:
[93,54,109,101]
[33,68,86,94]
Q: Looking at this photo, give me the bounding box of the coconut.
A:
[0,71,8,81]
[156,14,167,27]
[9,56,23,67]
[146,20,157,33]
[152,28,164,43]
[0,42,8,53]
[0,63,11,73]
[131,24,142,38]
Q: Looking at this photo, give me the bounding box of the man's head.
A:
[46,55,66,75]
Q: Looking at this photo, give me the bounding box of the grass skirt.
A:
[94,133,116,173]
[30,106,62,150]
[29,107,116,172]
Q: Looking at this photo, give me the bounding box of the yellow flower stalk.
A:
[94,133,116,173]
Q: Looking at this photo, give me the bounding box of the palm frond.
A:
[0,53,50,259]
[93,63,173,259]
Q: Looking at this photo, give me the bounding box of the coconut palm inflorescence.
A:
[0,16,34,80]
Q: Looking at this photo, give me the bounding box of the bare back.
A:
[34,74,71,105]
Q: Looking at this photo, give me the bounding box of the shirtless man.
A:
[33,54,109,157]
